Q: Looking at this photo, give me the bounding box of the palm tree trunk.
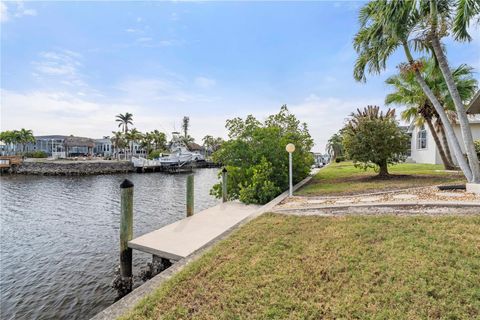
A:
[425,119,454,170]
[402,42,473,182]
[430,36,480,182]
[437,119,454,166]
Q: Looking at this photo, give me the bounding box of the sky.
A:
[1,1,479,152]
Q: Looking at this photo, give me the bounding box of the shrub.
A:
[210,105,314,204]
[335,156,345,163]
[24,151,48,158]
[342,106,409,177]
[475,140,480,158]
[148,150,162,160]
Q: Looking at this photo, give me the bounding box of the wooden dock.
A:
[0,156,22,172]
[128,202,260,261]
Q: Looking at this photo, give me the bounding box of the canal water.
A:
[0,169,220,320]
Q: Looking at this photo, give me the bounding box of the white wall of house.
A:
[409,121,480,165]
[409,124,442,165]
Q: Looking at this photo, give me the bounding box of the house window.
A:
[417,126,427,149]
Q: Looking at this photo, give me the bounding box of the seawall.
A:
[15,161,135,175]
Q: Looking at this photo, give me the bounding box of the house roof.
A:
[64,136,95,148]
[187,142,203,151]
[35,135,68,140]
[467,90,480,114]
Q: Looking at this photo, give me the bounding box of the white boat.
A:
[131,133,204,168]
[157,147,203,165]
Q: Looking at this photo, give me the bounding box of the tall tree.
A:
[18,128,35,153]
[425,0,480,182]
[182,116,190,138]
[212,105,313,204]
[342,106,409,177]
[116,112,133,134]
[111,131,125,160]
[202,135,224,157]
[126,128,143,156]
[151,130,167,151]
[385,57,477,169]
[326,133,344,161]
[353,0,476,182]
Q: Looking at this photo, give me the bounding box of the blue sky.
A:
[1,1,479,151]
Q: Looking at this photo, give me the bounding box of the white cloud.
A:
[31,49,87,88]
[0,2,8,23]
[289,94,384,152]
[1,1,36,23]
[14,1,36,17]
[114,77,217,105]
[136,37,152,43]
[0,89,138,137]
[0,88,226,140]
[194,76,216,89]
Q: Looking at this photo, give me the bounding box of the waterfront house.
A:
[94,137,113,157]
[23,135,68,157]
[64,136,95,157]
[407,91,480,165]
[21,135,95,158]
[15,134,147,158]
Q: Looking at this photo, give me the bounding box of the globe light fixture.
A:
[286,143,295,196]
[286,143,295,153]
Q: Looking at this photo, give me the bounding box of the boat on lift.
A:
[131,132,204,168]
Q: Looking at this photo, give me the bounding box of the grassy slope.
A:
[297,162,465,196]
[122,214,480,320]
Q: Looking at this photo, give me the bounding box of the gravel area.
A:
[274,205,480,216]
[277,186,480,209]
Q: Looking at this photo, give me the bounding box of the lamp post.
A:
[286,143,295,196]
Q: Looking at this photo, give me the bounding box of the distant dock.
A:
[0,156,23,173]
[134,160,221,174]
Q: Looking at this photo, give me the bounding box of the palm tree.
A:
[151,130,167,151]
[116,113,133,134]
[111,131,125,160]
[10,130,21,155]
[353,0,476,182]
[17,128,35,153]
[140,132,154,156]
[0,131,14,155]
[182,116,190,138]
[126,128,143,157]
[424,0,480,182]
[326,133,344,161]
[386,57,478,169]
[202,135,224,157]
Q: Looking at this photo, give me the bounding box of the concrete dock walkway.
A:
[129,202,260,261]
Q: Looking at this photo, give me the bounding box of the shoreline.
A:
[1,159,221,176]
[7,160,135,175]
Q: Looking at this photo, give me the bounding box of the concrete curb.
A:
[91,171,317,320]
[273,201,480,213]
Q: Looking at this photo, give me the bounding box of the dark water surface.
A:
[0,169,220,320]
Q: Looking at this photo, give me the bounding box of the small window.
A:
[417,126,427,149]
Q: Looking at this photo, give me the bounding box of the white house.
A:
[407,91,480,165]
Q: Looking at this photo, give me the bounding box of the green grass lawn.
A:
[121,214,480,320]
[297,161,465,196]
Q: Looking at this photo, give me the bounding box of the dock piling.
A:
[114,179,134,296]
[222,167,228,203]
[186,174,194,217]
